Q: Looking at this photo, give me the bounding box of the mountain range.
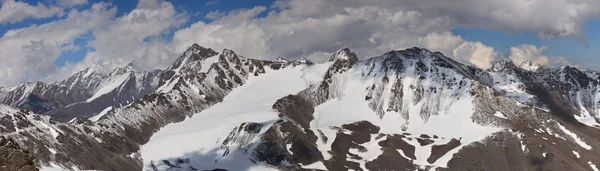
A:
[1,44,600,171]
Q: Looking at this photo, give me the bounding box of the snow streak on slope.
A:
[557,122,593,150]
[89,106,113,122]
[590,161,600,171]
[86,73,130,102]
[141,65,313,170]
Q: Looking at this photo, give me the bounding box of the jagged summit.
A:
[123,62,141,71]
[295,57,312,64]
[109,62,142,75]
[329,47,358,62]
[491,58,519,72]
[221,48,237,57]
[166,44,219,72]
[276,57,289,62]
[187,43,214,53]
[275,57,312,65]
[519,60,542,71]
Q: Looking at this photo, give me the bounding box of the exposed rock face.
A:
[0,136,38,171]
[1,45,600,171]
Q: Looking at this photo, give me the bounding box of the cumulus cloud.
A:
[0,2,116,85]
[0,0,64,24]
[0,0,186,85]
[508,44,576,68]
[273,0,600,46]
[45,0,187,81]
[508,44,550,65]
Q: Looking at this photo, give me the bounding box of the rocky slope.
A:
[0,136,38,171]
[0,44,599,171]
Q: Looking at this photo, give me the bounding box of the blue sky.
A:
[0,0,599,86]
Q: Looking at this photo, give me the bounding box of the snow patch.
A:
[557,123,592,150]
[87,73,130,102]
[488,71,533,104]
[199,55,220,73]
[589,161,600,171]
[493,111,508,119]
[157,77,180,93]
[572,151,581,158]
[40,163,77,171]
[89,106,113,122]
[302,161,327,170]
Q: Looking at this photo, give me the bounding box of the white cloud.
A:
[206,0,220,6]
[56,0,88,7]
[42,0,187,82]
[273,0,600,46]
[508,44,575,68]
[0,2,116,85]
[205,10,224,20]
[0,0,64,24]
[508,44,550,66]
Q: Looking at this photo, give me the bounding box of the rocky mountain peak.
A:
[222,48,236,56]
[166,44,219,72]
[295,57,313,64]
[187,43,212,53]
[397,47,429,56]
[110,62,142,76]
[276,57,289,62]
[491,58,519,72]
[329,47,358,62]
[123,62,141,71]
[518,60,544,72]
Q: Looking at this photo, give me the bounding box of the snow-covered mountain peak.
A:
[276,57,289,62]
[295,57,313,64]
[221,48,238,58]
[491,58,519,72]
[274,56,313,65]
[56,64,109,90]
[123,62,141,72]
[108,62,143,76]
[166,44,219,73]
[519,60,542,71]
[329,47,358,62]
[81,64,110,76]
[395,47,431,57]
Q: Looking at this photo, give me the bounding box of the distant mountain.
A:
[1,44,600,171]
[0,62,161,121]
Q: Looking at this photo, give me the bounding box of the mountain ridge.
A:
[0,44,599,171]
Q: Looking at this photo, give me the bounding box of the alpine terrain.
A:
[1,44,600,171]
